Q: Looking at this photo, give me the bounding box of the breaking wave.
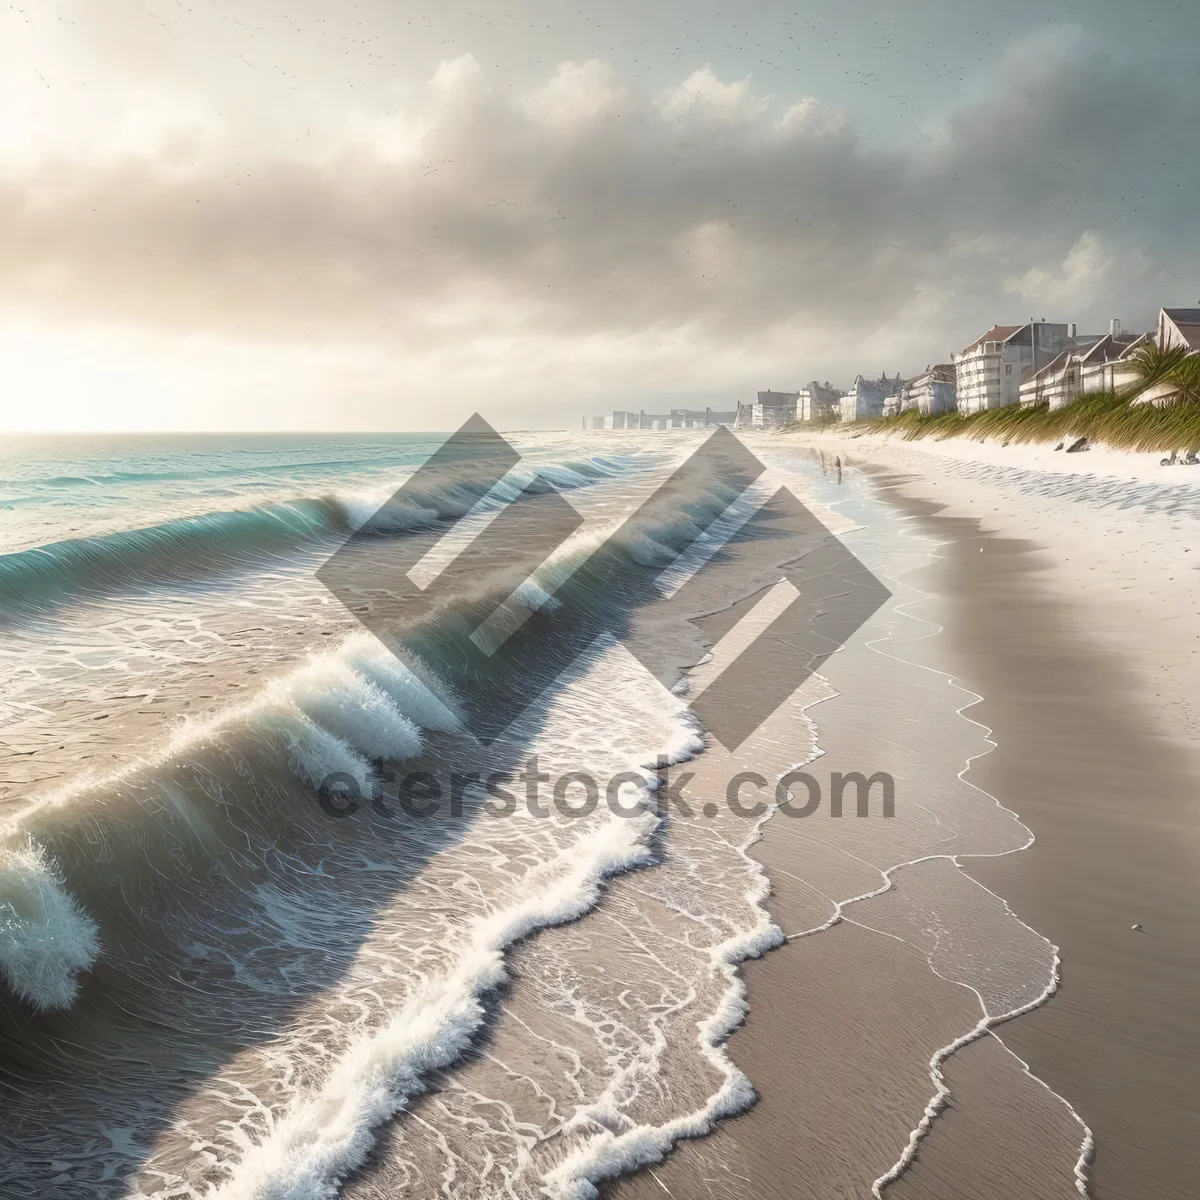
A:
[0,434,786,1200]
[0,448,737,1015]
[0,454,629,617]
[0,631,465,1013]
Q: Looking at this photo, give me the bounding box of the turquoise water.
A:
[0,433,493,554]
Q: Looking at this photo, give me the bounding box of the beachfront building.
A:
[797,381,842,423]
[736,390,800,430]
[669,407,737,428]
[900,364,957,415]
[611,407,735,430]
[953,321,1073,414]
[1019,322,1148,409]
[610,409,671,429]
[840,373,903,423]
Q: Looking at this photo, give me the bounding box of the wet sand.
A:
[613,467,1199,1199]
[874,475,1200,1200]
[619,925,986,1200]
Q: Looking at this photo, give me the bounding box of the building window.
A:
[1005,364,1012,376]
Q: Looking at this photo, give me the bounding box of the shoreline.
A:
[791,429,1200,771]
[612,439,1199,1199]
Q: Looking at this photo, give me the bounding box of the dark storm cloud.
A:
[2,29,1197,362]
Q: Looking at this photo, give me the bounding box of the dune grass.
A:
[870,390,1200,453]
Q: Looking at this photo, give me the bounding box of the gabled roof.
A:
[961,324,1023,354]
[1162,308,1200,350]
[1027,332,1150,382]
[1116,333,1152,359]
[907,363,955,386]
[801,381,841,401]
[1077,332,1145,364]
[1029,348,1074,382]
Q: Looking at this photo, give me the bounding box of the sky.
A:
[1,0,1197,432]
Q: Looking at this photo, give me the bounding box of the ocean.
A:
[0,431,1076,1198]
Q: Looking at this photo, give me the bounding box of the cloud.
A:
[431,53,487,98]
[1006,231,1115,311]
[658,67,771,127]
[0,26,1197,398]
[520,61,626,128]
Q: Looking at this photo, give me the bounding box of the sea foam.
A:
[204,811,660,1200]
[270,660,423,764]
[0,842,100,1012]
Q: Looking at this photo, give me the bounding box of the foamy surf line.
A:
[196,815,662,1200]
[542,739,786,1199]
[532,571,843,1198]
[177,715,789,1200]
[3,615,752,1199]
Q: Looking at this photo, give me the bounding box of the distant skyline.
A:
[2,1,1197,431]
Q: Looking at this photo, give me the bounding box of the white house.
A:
[666,407,737,428]
[797,381,842,423]
[900,364,957,415]
[736,389,799,430]
[1019,323,1148,410]
[614,410,671,429]
[953,321,1073,414]
[840,373,903,423]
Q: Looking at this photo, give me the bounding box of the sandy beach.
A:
[614,433,1199,1199]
